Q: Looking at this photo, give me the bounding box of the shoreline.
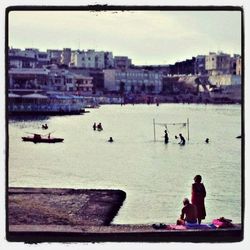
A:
[7,187,243,243]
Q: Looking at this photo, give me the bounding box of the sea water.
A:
[8,104,242,224]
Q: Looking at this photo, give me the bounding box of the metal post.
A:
[187,118,190,141]
[153,118,156,142]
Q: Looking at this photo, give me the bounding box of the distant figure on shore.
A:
[164,130,169,144]
[191,175,206,224]
[179,133,186,145]
[97,123,103,131]
[108,137,114,143]
[48,133,51,139]
[42,124,48,130]
[93,122,96,131]
[177,198,197,225]
[205,138,209,143]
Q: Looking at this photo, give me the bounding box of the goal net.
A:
[153,119,189,142]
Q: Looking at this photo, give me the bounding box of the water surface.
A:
[8,104,242,224]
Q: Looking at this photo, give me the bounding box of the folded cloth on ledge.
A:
[152,223,167,229]
[185,223,212,229]
[166,224,187,230]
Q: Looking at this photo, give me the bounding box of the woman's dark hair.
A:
[194,175,202,183]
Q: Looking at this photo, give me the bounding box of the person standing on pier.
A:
[191,175,206,224]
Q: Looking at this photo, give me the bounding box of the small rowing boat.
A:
[22,133,64,143]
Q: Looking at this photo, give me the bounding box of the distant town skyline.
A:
[8,10,242,65]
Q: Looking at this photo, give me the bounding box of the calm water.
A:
[8,104,242,224]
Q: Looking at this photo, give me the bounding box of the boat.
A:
[22,134,64,143]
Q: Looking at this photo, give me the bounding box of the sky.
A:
[8,9,242,65]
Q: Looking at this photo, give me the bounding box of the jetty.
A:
[7,187,242,243]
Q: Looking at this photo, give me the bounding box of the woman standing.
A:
[191,175,206,224]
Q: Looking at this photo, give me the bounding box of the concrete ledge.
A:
[7,187,243,243]
[8,224,243,243]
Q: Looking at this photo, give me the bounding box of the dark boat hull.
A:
[22,137,64,143]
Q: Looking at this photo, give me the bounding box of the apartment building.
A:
[205,52,231,75]
[71,50,114,69]
[103,69,163,94]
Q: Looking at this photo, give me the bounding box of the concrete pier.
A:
[7,187,243,243]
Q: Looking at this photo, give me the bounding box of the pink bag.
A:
[212,217,234,228]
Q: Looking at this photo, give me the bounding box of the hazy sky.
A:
[8,10,242,65]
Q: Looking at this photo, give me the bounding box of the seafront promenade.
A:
[7,187,242,243]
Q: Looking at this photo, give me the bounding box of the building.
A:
[71,50,114,69]
[8,48,50,68]
[103,69,163,94]
[36,51,50,67]
[205,52,231,75]
[8,65,93,95]
[47,49,63,64]
[194,55,207,75]
[8,68,49,89]
[61,48,72,65]
[169,57,195,75]
[236,57,242,75]
[114,56,132,70]
[208,74,241,87]
[131,65,170,75]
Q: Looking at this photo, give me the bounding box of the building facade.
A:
[205,52,231,75]
[103,69,163,94]
[194,55,207,75]
[61,48,72,65]
[169,57,195,75]
[47,49,63,64]
[8,66,93,95]
[71,50,114,69]
[114,56,132,70]
[8,48,50,68]
[236,57,242,75]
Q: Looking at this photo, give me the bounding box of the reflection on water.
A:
[8,104,242,224]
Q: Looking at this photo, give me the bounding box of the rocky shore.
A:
[7,187,242,243]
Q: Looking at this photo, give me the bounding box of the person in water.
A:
[179,133,186,145]
[164,130,169,144]
[108,137,114,142]
[42,124,48,129]
[191,175,206,224]
[97,123,103,131]
[205,138,209,143]
[93,122,96,131]
[177,198,198,225]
